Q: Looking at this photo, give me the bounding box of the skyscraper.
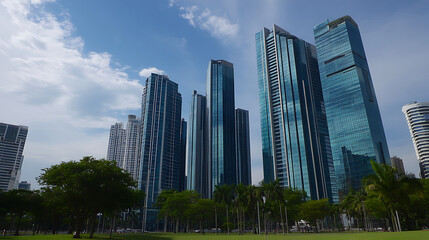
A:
[256,25,336,200]
[186,91,209,197]
[402,102,429,178]
[0,122,28,191]
[139,73,182,230]
[179,118,187,192]
[123,115,142,182]
[107,122,126,167]
[390,156,405,176]
[207,59,236,198]
[314,16,390,199]
[18,181,31,190]
[235,108,252,185]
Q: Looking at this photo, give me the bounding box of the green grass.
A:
[1,231,429,240]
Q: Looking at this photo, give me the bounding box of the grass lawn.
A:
[1,231,429,240]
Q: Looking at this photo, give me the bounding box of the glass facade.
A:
[235,108,252,185]
[186,91,209,197]
[139,73,182,231]
[0,122,28,191]
[256,25,336,200]
[179,118,187,191]
[207,60,236,198]
[123,115,142,183]
[314,16,390,200]
[402,102,429,178]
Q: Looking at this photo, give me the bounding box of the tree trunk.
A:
[237,208,240,234]
[175,219,179,233]
[89,214,97,239]
[280,205,284,235]
[226,205,230,234]
[164,214,168,232]
[14,214,23,236]
[109,214,116,239]
[215,206,218,234]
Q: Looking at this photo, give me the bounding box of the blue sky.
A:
[1,0,428,188]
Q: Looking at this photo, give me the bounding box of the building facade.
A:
[139,73,182,230]
[235,108,252,186]
[207,60,237,198]
[402,102,429,178]
[314,16,390,199]
[390,156,406,175]
[107,122,126,167]
[256,25,336,200]
[0,122,28,191]
[123,115,142,182]
[186,91,209,197]
[179,118,187,192]
[18,181,31,190]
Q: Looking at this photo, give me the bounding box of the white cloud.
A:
[179,5,239,42]
[168,0,178,7]
[138,67,166,78]
[0,0,142,187]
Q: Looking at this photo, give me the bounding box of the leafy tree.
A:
[37,156,142,239]
[363,160,422,232]
[283,187,307,232]
[186,198,216,234]
[214,184,233,234]
[299,199,331,232]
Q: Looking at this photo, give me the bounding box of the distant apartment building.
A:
[107,122,126,167]
[0,122,28,191]
[139,73,182,231]
[314,16,390,199]
[123,115,142,182]
[235,108,252,185]
[390,156,405,175]
[18,181,31,190]
[402,102,429,178]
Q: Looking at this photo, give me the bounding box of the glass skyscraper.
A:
[139,73,182,231]
[314,16,390,199]
[186,91,209,197]
[256,25,336,200]
[0,122,28,191]
[235,108,252,186]
[179,118,187,191]
[207,60,236,198]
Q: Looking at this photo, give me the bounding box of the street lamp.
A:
[262,196,267,240]
[284,200,289,234]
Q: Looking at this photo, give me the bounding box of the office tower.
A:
[123,115,142,182]
[256,25,336,200]
[0,122,28,191]
[390,156,405,175]
[139,73,182,230]
[179,118,187,192]
[107,122,126,167]
[235,108,252,185]
[207,59,236,198]
[314,16,390,199]
[402,102,429,178]
[186,91,208,197]
[18,181,31,190]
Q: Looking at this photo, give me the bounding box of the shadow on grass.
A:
[110,233,173,240]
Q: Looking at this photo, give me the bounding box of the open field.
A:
[1,231,429,240]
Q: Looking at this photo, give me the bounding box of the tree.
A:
[186,198,216,234]
[363,160,422,232]
[283,187,307,232]
[38,156,142,239]
[299,199,331,232]
[214,184,233,234]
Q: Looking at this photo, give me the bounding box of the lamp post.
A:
[284,200,289,234]
[262,196,267,240]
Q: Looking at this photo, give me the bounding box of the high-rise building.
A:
[0,122,28,191]
[390,156,406,175]
[314,16,390,199]
[107,122,126,167]
[207,59,236,198]
[139,73,182,231]
[123,115,142,182]
[235,108,252,186]
[179,118,187,192]
[186,91,209,197]
[18,181,31,190]
[256,25,336,200]
[402,102,429,178]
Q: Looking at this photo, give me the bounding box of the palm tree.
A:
[261,180,284,233]
[363,160,423,232]
[246,185,259,234]
[214,184,233,234]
